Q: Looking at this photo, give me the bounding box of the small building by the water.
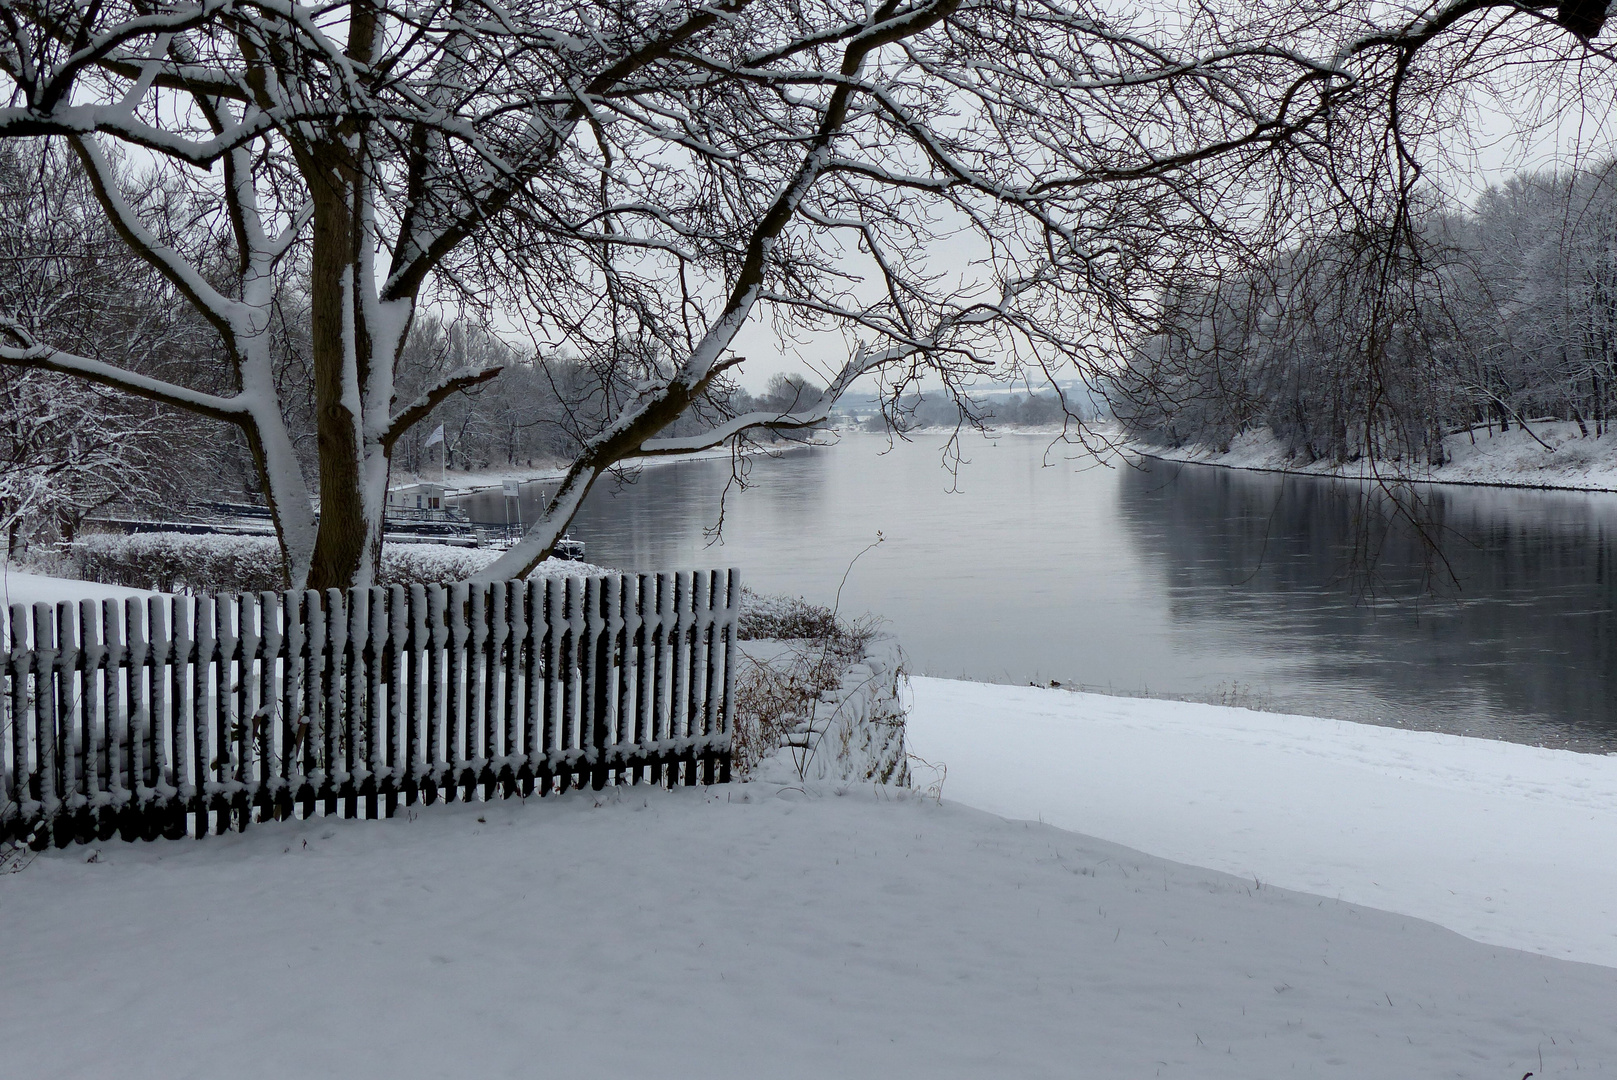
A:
[388,482,446,511]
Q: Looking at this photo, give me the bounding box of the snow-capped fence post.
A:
[0,570,740,850]
[33,603,60,845]
[584,576,607,792]
[650,573,672,786]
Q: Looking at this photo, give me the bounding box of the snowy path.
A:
[907,676,1617,969]
[3,786,1614,1079]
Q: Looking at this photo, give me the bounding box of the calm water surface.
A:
[456,432,1617,751]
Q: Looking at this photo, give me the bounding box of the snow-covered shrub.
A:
[378,544,496,586]
[732,642,848,775]
[731,590,906,785]
[76,532,286,593]
[74,532,609,592]
[737,587,843,640]
[380,547,609,586]
[808,642,909,786]
[735,637,908,787]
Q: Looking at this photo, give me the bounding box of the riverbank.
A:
[908,677,1617,968]
[1129,421,1617,492]
[400,438,834,498]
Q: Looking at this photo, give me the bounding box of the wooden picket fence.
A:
[0,571,739,850]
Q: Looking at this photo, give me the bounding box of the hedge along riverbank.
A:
[72,532,611,593]
[73,535,880,636]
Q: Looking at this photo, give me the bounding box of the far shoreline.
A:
[1126,446,1617,495]
[398,438,834,498]
[1124,421,1617,496]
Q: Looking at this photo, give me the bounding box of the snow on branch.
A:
[66,136,245,335]
[0,320,248,423]
[0,101,319,166]
[381,364,506,448]
[28,0,234,115]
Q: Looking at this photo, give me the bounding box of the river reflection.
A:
[1115,462,1617,749]
[453,434,1617,751]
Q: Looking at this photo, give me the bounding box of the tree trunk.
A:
[307,178,369,590]
[239,400,319,590]
[1594,371,1604,437]
[301,135,415,592]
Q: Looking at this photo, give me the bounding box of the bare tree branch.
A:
[382,363,505,448]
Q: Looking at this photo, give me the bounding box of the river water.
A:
[455,432,1617,751]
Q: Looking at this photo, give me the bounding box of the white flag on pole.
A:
[423,424,445,448]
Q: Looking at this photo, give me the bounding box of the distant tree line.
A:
[394,362,823,476]
[863,389,1091,432]
[1109,160,1617,467]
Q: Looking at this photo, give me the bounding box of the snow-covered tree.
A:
[0,373,166,551]
[1459,166,1617,434]
[1,0,1612,588]
[0,140,222,548]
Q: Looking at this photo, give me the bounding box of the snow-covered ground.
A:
[4,669,1617,1076]
[907,677,1617,969]
[0,551,610,606]
[1132,421,1617,492]
[0,567,154,608]
[5,781,1614,1078]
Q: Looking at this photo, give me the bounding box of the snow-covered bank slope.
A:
[0,569,154,608]
[4,786,1614,1079]
[907,677,1617,968]
[1132,421,1617,491]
